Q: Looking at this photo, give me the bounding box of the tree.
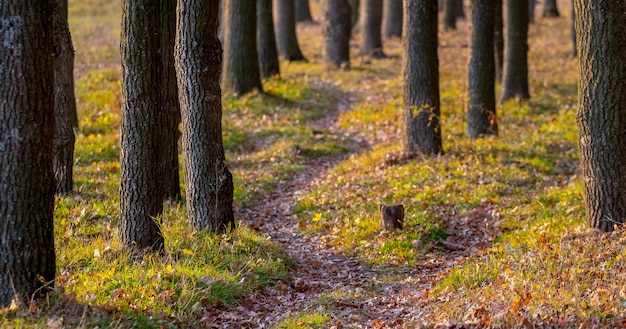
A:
[359,0,386,58]
[570,0,576,57]
[350,0,360,28]
[528,0,535,23]
[322,0,351,68]
[575,0,626,231]
[223,0,263,95]
[455,0,465,18]
[295,0,313,23]
[494,0,504,82]
[53,0,78,195]
[257,0,281,78]
[500,0,530,104]
[383,0,402,38]
[120,0,165,251]
[468,0,497,138]
[403,0,442,155]
[0,0,56,306]
[542,0,559,17]
[444,0,457,30]
[275,0,306,61]
[176,0,235,232]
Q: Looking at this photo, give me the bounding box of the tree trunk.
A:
[380,204,404,230]
[570,0,576,57]
[120,0,165,251]
[175,0,235,232]
[322,0,351,68]
[383,0,402,38]
[456,0,465,18]
[403,0,442,155]
[257,0,281,78]
[223,0,263,95]
[468,0,497,138]
[444,0,457,30]
[295,0,313,22]
[275,0,306,61]
[359,0,385,58]
[161,0,182,202]
[542,0,559,17]
[350,0,360,28]
[575,0,626,232]
[528,0,535,23]
[494,0,504,82]
[0,0,56,307]
[53,0,77,195]
[500,0,530,104]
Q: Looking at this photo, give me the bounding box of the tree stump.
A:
[380,204,404,230]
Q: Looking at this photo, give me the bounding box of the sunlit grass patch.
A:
[273,312,330,329]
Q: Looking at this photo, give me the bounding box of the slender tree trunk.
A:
[542,0,559,17]
[322,0,351,68]
[528,0,535,23]
[468,0,497,138]
[383,0,402,38]
[53,0,77,195]
[350,0,360,28]
[257,0,281,78]
[403,0,442,155]
[176,0,235,232]
[500,0,530,103]
[494,0,504,82]
[275,0,306,61]
[575,0,626,231]
[359,0,385,58]
[0,0,56,306]
[223,0,263,95]
[295,0,313,22]
[120,0,165,251]
[570,0,576,57]
[456,0,465,18]
[444,0,456,30]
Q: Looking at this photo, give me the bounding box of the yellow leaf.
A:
[182,249,194,256]
[312,213,322,222]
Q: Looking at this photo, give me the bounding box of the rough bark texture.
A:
[223,0,263,95]
[500,0,530,104]
[257,0,281,78]
[120,0,165,251]
[322,0,351,69]
[295,0,313,22]
[444,0,457,30]
[175,0,235,232]
[350,0,360,28]
[359,0,385,58]
[53,0,77,195]
[0,0,56,307]
[468,0,497,138]
[570,0,576,57]
[494,0,504,82]
[403,0,442,155]
[275,0,306,61]
[575,0,626,231]
[161,0,182,201]
[542,0,559,17]
[383,0,402,38]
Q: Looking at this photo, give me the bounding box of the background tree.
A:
[575,0,626,231]
[120,0,164,251]
[455,0,465,18]
[275,0,306,61]
[359,0,385,58]
[350,0,360,28]
[542,0,559,17]
[383,0,402,38]
[257,0,281,78]
[468,0,497,138]
[295,0,313,23]
[223,0,263,95]
[176,0,235,231]
[500,0,530,103]
[0,0,56,306]
[322,0,351,68]
[494,0,504,82]
[403,0,442,155]
[570,0,576,57]
[53,0,78,194]
[528,0,535,23]
[444,0,457,30]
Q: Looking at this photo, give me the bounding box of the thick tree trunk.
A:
[176,0,235,232]
[359,0,385,58]
[0,0,56,307]
[223,0,263,95]
[383,0,402,38]
[444,0,457,30]
[53,0,77,195]
[120,0,165,251]
[322,0,351,68]
[468,0,497,138]
[542,0,559,17]
[350,0,360,28]
[494,0,504,82]
[257,0,281,78]
[161,0,182,202]
[500,0,530,103]
[403,0,442,155]
[275,0,306,61]
[575,0,626,231]
[570,0,576,57]
[295,0,313,22]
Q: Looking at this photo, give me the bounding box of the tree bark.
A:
[257,0,281,78]
[500,0,530,104]
[175,0,235,232]
[575,0,626,231]
[322,0,351,69]
[359,0,385,58]
[380,204,404,230]
[275,0,306,61]
[444,0,457,30]
[542,0,559,17]
[53,0,77,195]
[120,0,165,251]
[468,0,497,138]
[295,0,313,22]
[350,0,360,28]
[455,0,465,18]
[494,0,504,82]
[223,0,263,95]
[403,0,442,155]
[570,0,576,57]
[528,0,535,23]
[383,0,402,38]
[0,0,56,306]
